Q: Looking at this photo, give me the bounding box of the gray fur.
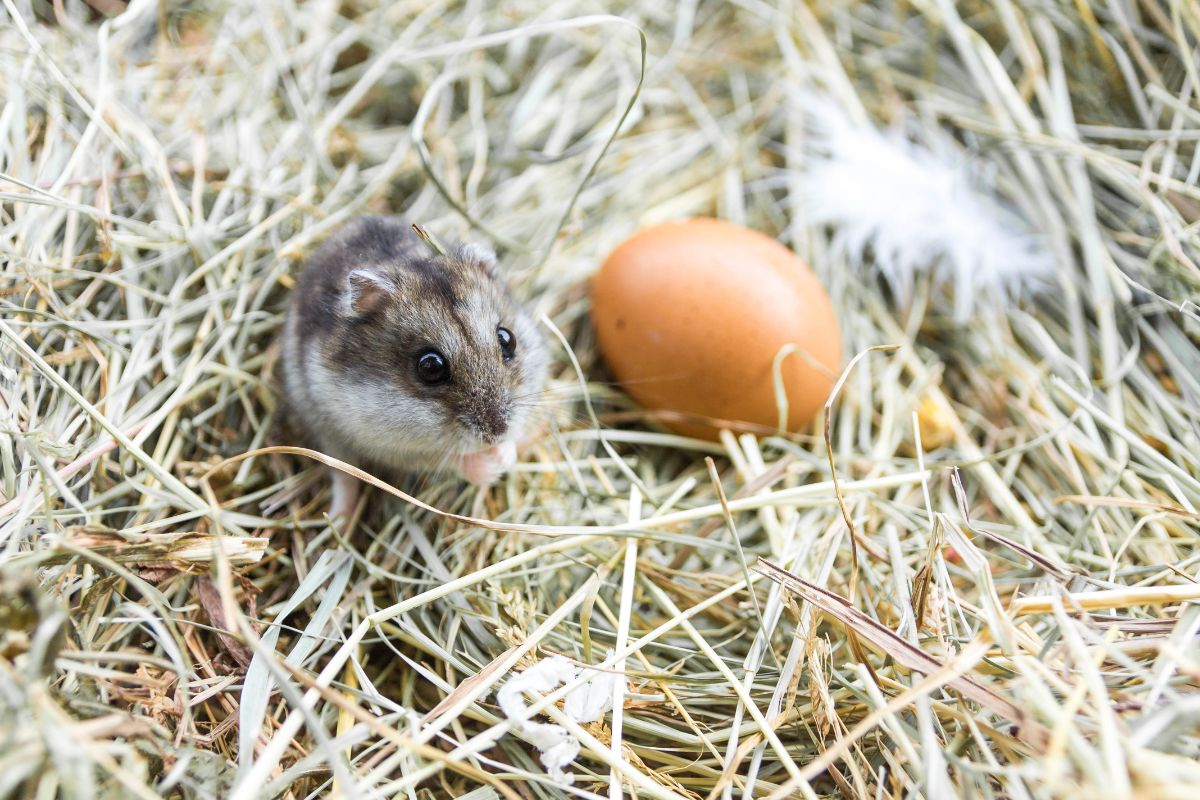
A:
[279,216,549,477]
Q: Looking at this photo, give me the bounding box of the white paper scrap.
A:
[496,654,620,784]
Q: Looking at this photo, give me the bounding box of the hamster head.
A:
[324,242,549,463]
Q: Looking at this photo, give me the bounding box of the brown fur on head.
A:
[280,217,549,476]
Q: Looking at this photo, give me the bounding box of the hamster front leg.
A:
[329,469,361,525]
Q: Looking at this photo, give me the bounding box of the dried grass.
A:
[2,0,1199,798]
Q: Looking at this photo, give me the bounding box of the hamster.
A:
[278,216,549,519]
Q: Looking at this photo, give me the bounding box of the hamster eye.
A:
[497,326,516,361]
[415,350,450,385]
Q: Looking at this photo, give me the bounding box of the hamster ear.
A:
[343,268,393,316]
[457,243,497,272]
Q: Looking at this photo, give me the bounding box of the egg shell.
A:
[591,218,842,440]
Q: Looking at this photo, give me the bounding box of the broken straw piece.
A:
[496,654,619,783]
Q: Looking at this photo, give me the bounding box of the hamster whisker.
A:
[518,407,596,428]
[510,384,579,400]
[513,400,596,416]
[428,449,459,480]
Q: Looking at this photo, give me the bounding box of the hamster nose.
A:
[475,407,509,443]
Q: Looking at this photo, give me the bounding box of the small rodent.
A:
[278,216,549,519]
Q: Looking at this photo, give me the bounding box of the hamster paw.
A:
[458,441,517,486]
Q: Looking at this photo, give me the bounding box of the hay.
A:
[2,0,1199,798]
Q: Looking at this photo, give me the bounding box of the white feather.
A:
[797,100,1053,320]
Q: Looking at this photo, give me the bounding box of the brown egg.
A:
[591,218,842,440]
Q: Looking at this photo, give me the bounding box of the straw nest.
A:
[2,1,1199,798]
